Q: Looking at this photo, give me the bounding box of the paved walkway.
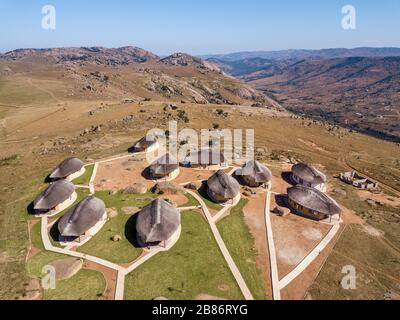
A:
[89,163,98,195]
[263,184,281,300]
[279,224,340,290]
[186,190,254,300]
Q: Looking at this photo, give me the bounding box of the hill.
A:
[0,47,273,107]
[202,47,400,61]
[247,56,400,141]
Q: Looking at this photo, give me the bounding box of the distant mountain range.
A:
[201,47,400,62]
[203,48,400,142]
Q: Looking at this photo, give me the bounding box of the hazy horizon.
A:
[2,45,400,57]
[1,0,400,55]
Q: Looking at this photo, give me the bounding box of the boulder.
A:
[152,182,182,195]
[111,235,122,242]
[49,258,83,280]
[184,181,202,190]
[124,183,147,194]
[273,206,291,217]
[106,207,118,218]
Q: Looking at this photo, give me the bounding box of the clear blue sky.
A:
[0,0,399,55]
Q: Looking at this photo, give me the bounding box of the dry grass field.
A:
[0,56,399,300]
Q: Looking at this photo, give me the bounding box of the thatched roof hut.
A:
[239,160,272,187]
[134,134,158,152]
[34,180,75,211]
[292,163,327,191]
[184,149,226,168]
[207,170,240,203]
[150,154,179,178]
[49,157,84,180]
[136,198,181,245]
[58,196,106,237]
[287,185,341,221]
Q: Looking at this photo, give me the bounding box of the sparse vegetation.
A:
[0,154,20,166]
[217,199,267,300]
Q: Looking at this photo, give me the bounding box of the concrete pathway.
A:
[263,184,281,300]
[279,224,340,290]
[89,162,98,195]
[212,194,241,223]
[186,190,254,300]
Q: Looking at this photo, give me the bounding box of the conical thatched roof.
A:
[136,198,181,244]
[184,149,226,166]
[150,154,179,176]
[207,170,240,202]
[240,160,272,187]
[33,180,75,210]
[58,196,106,237]
[292,163,326,185]
[49,157,84,179]
[134,134,158,151]
[287,185,341,216]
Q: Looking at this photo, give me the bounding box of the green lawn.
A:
[44,269,106,300]
[72,164,94,185]
[30,221,44,250]
[217,199,267,300]
[196,188,223,211]
[26,251,106,300]
[27,251,69,278]
[124,211,243,300]
[76,190,157,264]
[180,192,200,207]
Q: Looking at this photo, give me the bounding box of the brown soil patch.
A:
[49,257,83,280]
[174,167,233,185]
[270,173,291,195]
[356,190,400,208]
[281,224,345,300]
[242,192,273,299]
[270,212,331,279]
[341,206,365,225]
[160,192,188,206]
[82,260,118,300]
[95,157,155,191]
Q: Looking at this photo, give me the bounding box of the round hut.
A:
[136,198,181,248]
[287,185,341,222]
[207,170,240,203]
[291,163,327,192]
[134,134,159,152]
[33,180,76,215]
[183,149,227,169]
[58,196,107,243]
[238,160,272,187]
[150,154,180,180]
[49,157,85,181]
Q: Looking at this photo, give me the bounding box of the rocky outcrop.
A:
[161,53,222,73]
